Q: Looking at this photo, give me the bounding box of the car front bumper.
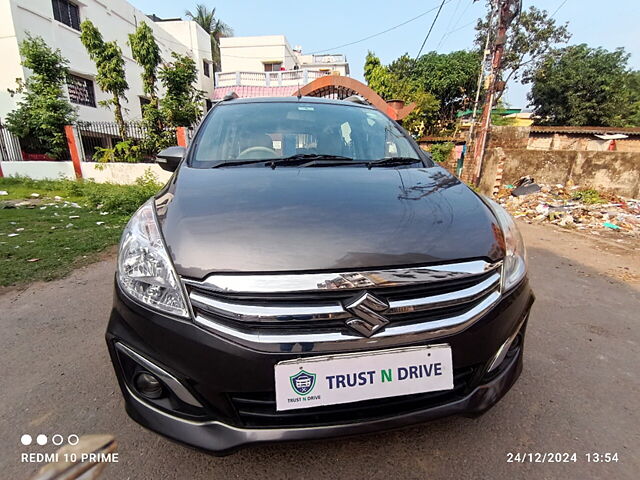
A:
[106,278,534,454]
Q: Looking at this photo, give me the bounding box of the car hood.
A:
[155,165,504,278]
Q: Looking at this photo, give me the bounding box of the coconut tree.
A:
[184,4,233,72]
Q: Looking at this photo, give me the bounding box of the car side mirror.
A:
[156,146,186,172]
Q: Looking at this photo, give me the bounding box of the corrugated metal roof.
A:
[417,136,461,143]
[456,108,521,118]
[530,126,640,136]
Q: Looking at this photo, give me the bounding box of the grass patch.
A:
[0,174,161,286]
[0,176,76,201]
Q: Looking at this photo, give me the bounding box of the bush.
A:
[429,142,455,163]
[94,140,144,163]
[5,36,76,158]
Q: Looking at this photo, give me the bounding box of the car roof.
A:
[217,96,376,109]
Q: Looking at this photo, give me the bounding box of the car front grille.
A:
[228,366,477,428]
[183,260,502,350]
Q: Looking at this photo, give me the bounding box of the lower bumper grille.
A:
[229,366,476,428]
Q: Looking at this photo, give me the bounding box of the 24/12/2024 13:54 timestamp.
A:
[506,452,620,463]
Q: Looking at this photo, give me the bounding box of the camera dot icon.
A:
[20,434,32,446]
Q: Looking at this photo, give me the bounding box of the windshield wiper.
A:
[366,157,422,168]
[269,153,354,168]
[273,155,421,168]
[209,159,272,168]
[209,154,356,169]
[280,153,354,161]
[297,159,369,167]
[208,155,422,169]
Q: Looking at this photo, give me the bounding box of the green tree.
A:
[80,19,129,139]
[363,52,439,136]
[625,71,640,126]
[363,51,396,99]
[408,50,481,128]
[128,22,173,152]
[529,44,633,126]
[128,22,161,102]
[401,91,440,138]
[185,4,233,71]
[5,35,76,158]
[475,4,571,102]
[159,53,204,127]
[365,50,479,132]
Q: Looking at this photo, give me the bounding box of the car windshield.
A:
[189,101,423,167]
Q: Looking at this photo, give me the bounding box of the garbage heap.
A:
[496,180,640,235]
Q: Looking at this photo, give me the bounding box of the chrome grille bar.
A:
[193,291,502,353]
[185,260,504,351]
[185,260,501,294]
[188,271,500,323]
[190,292,349,322]
[386,273,500,314]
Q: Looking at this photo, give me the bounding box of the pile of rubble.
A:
[496,179,640,236]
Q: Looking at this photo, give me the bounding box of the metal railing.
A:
[0,124,23,162]
[214,69,330,87]
[0,121,199,163]
[76,122,179,162]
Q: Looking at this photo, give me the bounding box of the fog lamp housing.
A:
[135,372,164,399]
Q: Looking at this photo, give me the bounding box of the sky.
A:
[130,0,640,108]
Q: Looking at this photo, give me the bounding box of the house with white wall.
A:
[216,35,349,91]
[0,0,215,124]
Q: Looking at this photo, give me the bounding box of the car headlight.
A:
[117,199,189,317]
[484,198,527,291]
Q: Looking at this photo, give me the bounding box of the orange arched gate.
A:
[293,76,415,121]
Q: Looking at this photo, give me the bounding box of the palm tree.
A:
[184,4,233,72]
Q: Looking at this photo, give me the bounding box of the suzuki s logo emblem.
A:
[343,292,389,337]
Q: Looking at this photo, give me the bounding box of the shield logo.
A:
[290,370,316,396]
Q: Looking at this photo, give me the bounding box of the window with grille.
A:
[52,0,81,31]
[203,61,211,78]
[263,62,283,72]
[67,74,96,107]
[139,97,151,116]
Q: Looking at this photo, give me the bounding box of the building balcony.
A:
[214,69,332,87]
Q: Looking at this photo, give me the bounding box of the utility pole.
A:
[471,0,520,186]
[468,5,496,142]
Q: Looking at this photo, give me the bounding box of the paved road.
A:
[1,223,638,480]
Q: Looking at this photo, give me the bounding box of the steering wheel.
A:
[237,146,278,160]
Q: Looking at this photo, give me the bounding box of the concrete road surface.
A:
[1,222,638,479]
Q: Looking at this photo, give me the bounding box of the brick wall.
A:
[419,126,640,197]
[476,127,640,198]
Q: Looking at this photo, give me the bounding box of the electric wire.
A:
[415,0,448,59]
[307,0,453,55]
[550,0,569,18]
